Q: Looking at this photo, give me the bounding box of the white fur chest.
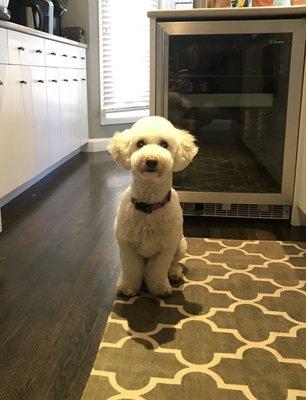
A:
[115,189,183,258]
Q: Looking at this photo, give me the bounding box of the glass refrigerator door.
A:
[156,20,306,204]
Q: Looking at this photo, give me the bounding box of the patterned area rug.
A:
[82,238,306,400]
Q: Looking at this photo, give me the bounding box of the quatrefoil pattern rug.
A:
[82,238,306,400]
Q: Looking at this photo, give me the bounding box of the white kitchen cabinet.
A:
[46,68,62,164]
[1,65,36,195]
[0,26,88,232]
[0,28,8,64]
[31,66,51,172]
[78,70,89,146]
[0,64,10,198]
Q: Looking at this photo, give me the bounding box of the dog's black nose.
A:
[145,158,158,169]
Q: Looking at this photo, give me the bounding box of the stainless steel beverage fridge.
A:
[149,8,306,219]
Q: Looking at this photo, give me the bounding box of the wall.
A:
[62,0,131,139]
[292,54,306,225]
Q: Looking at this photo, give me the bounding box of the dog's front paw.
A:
[168,264,184,282]
[147,280,172,298]
[117,281,139,297]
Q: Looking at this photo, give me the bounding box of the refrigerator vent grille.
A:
[181,203,290,220]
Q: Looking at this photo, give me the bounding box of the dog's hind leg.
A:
[168,237,187,282]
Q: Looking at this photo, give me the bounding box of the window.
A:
[100,0,159,125]
[162,0,193,8]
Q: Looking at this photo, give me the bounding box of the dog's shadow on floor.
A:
[114,276,202,349]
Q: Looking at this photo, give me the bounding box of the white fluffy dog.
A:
[108,116,198,297]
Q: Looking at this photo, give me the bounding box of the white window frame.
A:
[99,0,160,126]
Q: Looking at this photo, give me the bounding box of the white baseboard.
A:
[84,138,111,152]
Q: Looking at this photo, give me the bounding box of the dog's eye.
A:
[160,141,169,149]
[136,140,145,148]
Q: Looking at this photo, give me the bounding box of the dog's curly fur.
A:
[108,116,198,297]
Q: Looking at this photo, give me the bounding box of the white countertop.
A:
[0,20,87,48]
[148,5,306,19]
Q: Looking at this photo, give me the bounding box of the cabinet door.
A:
[0,65,36,196]
[31,66,50,172]
[78,70,89,145]
[0,28,8,64]
[59,68,73,156]
[46,68,62,164]
[69,69,81,150]
[0,65,10,197]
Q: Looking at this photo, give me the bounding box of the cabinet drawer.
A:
[57,43,70,67]
[0,28,8,64]
[8,30,45,66]
[56,44,85,69]
[69,46,80,68]
[45,39,60,67]
[79,48,86,69]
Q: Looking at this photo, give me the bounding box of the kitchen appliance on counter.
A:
[52,0,68,36]
[0,0,10,20]
[8,0,54,33]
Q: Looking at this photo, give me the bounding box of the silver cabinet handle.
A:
[51,79,58,83]
[72,55,77,59]
[20,80,27,84]
[81,57,85,60]
[36,49,43,53]
[73,79,78,82]
[62,54,68,57]
[0,80,3,85]
[82,78,86,81]
[18,46,25,51]
[62,79,69,82]
[38,80,44,83]
[50,52,56,56]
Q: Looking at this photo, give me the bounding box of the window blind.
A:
[100,0,158,116]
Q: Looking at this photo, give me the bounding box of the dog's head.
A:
[107,116,198,181]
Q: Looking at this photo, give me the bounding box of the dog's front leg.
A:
[145,251,175,298]
[117,243,145,297]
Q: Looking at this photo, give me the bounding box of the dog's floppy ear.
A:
[173,129,198,171]
[107,129,131,170]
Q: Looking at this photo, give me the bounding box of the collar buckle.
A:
[135,202,153,214]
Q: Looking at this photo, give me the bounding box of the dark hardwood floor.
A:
[0,152,305,400]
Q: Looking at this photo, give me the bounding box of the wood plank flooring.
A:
[0,152,305,400]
